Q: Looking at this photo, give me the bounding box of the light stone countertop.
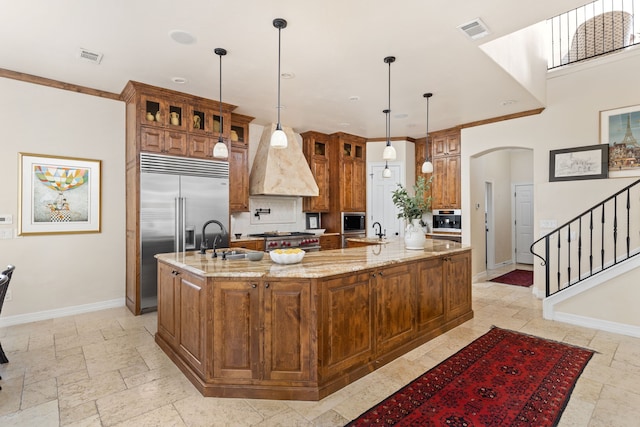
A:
[155,238,470,279]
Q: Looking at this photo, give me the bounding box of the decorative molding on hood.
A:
[249,124,319,197]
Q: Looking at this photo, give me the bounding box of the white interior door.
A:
[514,183,534,264]
[368,162,403,238]
[485,181,495,270]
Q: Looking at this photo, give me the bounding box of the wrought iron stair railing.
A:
[530,177,640,297]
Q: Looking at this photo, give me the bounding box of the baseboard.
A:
[0,298,126,328]
[553,312,640,338]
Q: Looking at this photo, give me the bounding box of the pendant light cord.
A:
[387,59,391,145]
[277,25,282,128]
[219,52,223,142]
[424,92,433,162]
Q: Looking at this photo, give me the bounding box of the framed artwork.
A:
[600,104,640,178]
[549,144,608,182]
[19,153,102,235]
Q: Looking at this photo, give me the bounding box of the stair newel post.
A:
[545,236,551,297]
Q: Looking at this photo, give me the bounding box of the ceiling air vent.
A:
[78,48,103,64]
[458,18,490,40]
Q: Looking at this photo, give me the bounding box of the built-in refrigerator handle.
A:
[174,197,188,252]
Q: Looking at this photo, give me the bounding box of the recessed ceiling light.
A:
[281,72,295,79]
[172,77,187,84]
[394,113,409,119]
[349,96,360,101]
[339,122,351,127]
[500,99,517,106]
[169,30,196,45]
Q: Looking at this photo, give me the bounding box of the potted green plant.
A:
[391,176,432,249]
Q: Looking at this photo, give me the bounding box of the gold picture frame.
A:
[600,104,640,178]
[18,153,102,235]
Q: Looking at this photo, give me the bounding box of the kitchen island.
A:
[155,239,472,400]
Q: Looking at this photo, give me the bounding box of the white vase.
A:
[404,218,426,250]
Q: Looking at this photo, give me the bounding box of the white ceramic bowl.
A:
[269,249,305,265]
[305,229,325,236]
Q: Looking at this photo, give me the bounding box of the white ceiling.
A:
[0,0,587,138]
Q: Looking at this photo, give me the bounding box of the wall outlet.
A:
[0,228,13,239]
[4,290,11,301]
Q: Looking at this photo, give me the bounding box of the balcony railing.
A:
[548,0,640,69]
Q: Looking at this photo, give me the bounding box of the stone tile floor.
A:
[1,264,639,426]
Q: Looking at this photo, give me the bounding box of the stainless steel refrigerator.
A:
[139,153,229,312]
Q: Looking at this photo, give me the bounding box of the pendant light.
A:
[213,48,229,159]
[382,109,392,178]
[382,56,396,161]
[270,18,288,149]
[421,92,434,173]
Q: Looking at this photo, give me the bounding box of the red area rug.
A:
[490,269,533,287]
[347,327,593,426]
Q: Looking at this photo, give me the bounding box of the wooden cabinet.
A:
[445,251,472,320]
[336,133,367,212]
[212,278,312,382]
[229,113,253,212]
[229,239,264,251]
[414,136,433,204]
[430,128,461,209]
[319,234,341,250]
[301,131,331,212]
[155,248,472,400]
[121,80,237,315]
[157,263,207,376]
[373,264,416,355]
[320,271,374,381]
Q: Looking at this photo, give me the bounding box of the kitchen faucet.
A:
[200,219,228,257]
[372,221,385,239]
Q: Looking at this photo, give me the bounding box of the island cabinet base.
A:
[155,248,472,400]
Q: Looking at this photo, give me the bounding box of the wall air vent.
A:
[458,18,490,40]
[78,48,103,64]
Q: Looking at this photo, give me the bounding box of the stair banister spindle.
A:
[557,228,562,291]
[613,196,618,263]
[589,211,594,275]
[567,223,572,286]
[601,204,605,269]
[626,188,631,257]
[545,236,551,297]
[578,217,582,283]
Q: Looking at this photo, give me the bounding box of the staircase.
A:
[530,177,640,336]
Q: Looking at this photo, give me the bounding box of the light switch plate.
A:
[540,219,557,229]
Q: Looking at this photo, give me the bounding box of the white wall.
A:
[0,78,125,324]
[462,50,640,324]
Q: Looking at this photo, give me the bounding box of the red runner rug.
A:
[347,327,593,426]
[490,269,533,287]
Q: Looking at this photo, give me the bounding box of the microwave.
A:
[342,212,366,234]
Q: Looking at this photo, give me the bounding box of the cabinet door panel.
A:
[188,134,214,159]
[446,252,472,319]
[178,273,205,375]
[213,281,260,379]
[263,281,312,381]
[416,258,445,331]
[352,159,366,212]
[165,131,188,155]
[320,272,373,378]
[309,157,330,211]
[157,263,179,348]
[229,146,249,212]
[375,265,415,354]
[445,156,461,208]
[140,127,164,153]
